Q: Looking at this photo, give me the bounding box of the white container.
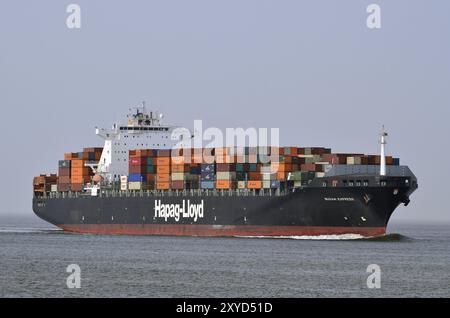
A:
[216,172,235,180]
[171,172,186,181]
[128,181,144,190]
[120,175,128,183]
[51,184,58,192]
[237,181,246,189]
[262,181,271,189]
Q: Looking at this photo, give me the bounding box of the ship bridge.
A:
[95,104,191,182]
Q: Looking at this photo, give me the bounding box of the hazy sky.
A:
[1,1,449,223]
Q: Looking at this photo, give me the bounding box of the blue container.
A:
[270,180,280,189]
[200,181,215,189]
[77,152,84,159]
[128,173,146,182]
[58,160,71,168]
[201,164,215,173]
[201,172,215,181]
[249,164,258,172]
[88,152,95,160]
[190,167,201,174]
[393,158,400,166]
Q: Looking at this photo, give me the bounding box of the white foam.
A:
[236,233,368,240]
[0,227,60,234]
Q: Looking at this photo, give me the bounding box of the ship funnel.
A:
[379,126,388,176]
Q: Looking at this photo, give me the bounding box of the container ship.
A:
[32,106,418,237]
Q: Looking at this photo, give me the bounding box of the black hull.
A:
[32,176,416,237]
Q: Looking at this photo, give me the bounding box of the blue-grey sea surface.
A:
[0,215,449,297]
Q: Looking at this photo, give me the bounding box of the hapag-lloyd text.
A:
[154,200,204,222]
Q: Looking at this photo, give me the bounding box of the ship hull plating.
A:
[33,185,410,238]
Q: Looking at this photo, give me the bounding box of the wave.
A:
[236,234,365,240]
[0,227,62,234]
[236,233,412,241]
[359,233,412,242]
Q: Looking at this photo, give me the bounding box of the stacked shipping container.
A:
[34,146,400,193]
[57,147,103,191]
[33,174,58,193]
[123,147,400,191]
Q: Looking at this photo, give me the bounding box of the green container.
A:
[146,157,155,165]
[284,147,291,155]
[249,164,258,172]
[236,163,245,172]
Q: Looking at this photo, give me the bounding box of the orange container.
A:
[156,182,170,190]
[276,163,293,172]
[94,151,102,160]
[130,149,149,158]
[386,156,393,165]
[71,167,90,176]
[171,164,190,173]
[248,172,262,181]
[216,155,235,164]
[247,181,262,189]
[248,154,258,163]
[215,147,229,156]
[71,175,91,184]
[157,165,170,174]
[216,180,231,189]
[277,172,287,181]
[156,157,170,166]
[156,173,170,182]
[171,156,185,165]
[71,159,85,168]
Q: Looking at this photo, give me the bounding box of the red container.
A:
[58,167,71,177]
[129,165,146,174]
[300,163,318,172]
[71,183,83,191]
[216,163,235,172]
[129,157,147,166]
[57,183,71,192]
[171,181,184,189]
[146,174,155,183]
[157,149,171,157]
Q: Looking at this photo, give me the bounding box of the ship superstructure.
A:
[94,105,189,182]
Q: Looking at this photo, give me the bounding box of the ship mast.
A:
[379,126,388,176]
